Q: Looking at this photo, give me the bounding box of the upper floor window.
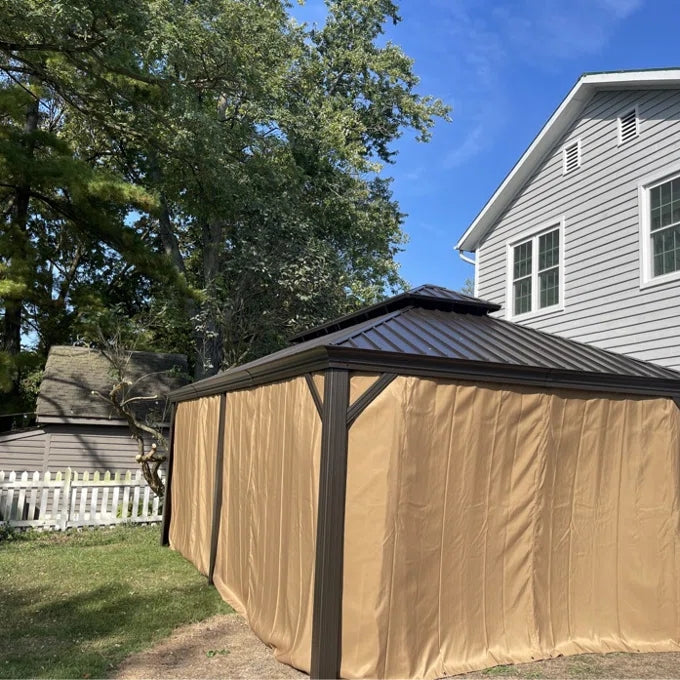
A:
[640,172,680,286]
[508,223,563,318]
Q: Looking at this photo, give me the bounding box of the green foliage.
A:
[0,0,450,385]
[0,521,18,543]
[461,277,475,296]
[205,648,230,658]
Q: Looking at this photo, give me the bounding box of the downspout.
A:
[457,248,476,266]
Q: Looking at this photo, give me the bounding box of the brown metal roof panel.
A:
[412,312,545,365]
[169,289,680,403]
[463,315,606,372]
[488,316,677,378]
[329,307,680,380]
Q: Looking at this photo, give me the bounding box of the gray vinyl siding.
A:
[0,429,48,472]
[476,88,680,370]
[0,424,164,474]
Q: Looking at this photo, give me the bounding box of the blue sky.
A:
[292,0,679,292]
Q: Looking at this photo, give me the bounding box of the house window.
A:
[648,175,680,278]
[512,241,532,315]
[510,225,562,317]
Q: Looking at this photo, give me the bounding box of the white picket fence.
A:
[0,469,164,530]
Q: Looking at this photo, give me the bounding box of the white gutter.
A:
[457,249,476,266]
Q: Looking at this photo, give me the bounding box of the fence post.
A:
[60,468,72,531]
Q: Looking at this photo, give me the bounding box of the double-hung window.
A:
[647,175,680,279]
[509,224,562,318]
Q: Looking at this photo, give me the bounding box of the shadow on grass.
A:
[0,580,224,679]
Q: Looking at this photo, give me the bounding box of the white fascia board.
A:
[455,69,680,253]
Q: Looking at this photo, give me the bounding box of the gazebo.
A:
[161,285,680,679]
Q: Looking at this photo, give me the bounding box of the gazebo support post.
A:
[208,392,228,584]
[310,370,397,680]
[311,368,350,680]
[160,403,177,546]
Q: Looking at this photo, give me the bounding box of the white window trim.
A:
[505,217,566,321]
[562,138,581,175]
[638,162,680,289]
[617,104,639,146]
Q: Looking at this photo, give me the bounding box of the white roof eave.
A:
[455,69,680,253]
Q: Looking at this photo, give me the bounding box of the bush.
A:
[0,521,18,543]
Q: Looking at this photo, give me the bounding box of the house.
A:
[456,69,680,371]
[0,345,188,473]
[163,284,680,679]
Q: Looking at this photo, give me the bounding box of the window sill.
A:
[640,270,680,290]
[507,304,565,323]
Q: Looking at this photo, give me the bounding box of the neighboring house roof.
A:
[455,68,680,253]
[37,346,189,425]
[170,284,680,403]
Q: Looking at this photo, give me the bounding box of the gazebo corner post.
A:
[160,402,177,546]
[310,368,351,680]
[208,392,228,585]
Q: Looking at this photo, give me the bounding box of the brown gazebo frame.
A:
[160,286,680,679]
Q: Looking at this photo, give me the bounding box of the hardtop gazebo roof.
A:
[170,284,680,402]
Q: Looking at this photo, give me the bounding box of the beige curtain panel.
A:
[211,376,323,671]
[343,376,680,678]
[169,395,222,575]
[169,373,680,679]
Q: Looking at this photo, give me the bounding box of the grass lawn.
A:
[0,525,232,679]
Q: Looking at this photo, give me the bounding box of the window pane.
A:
[513,241,532,280]
[661,181,671,206]
[539,267,560,308]
[672,178,680,200]
[661,202,672,228]
[651,177,680,231]
[538,229,559,270]
[513,277,532,315]
[652,225,680,276]
[650,185,661,210]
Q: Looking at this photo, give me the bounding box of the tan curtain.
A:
[211,376,323,671]
[342,376,680,679]
[168,395,222,575]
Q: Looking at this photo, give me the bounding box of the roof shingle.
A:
[37,346,189,422]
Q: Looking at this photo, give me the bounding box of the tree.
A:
[460,277,475,296]
[93,345,169,499]
[83,306,179,497]
[0,0,450,400]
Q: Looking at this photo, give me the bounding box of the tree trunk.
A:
[193,218,224,380]
[2,95,39,357]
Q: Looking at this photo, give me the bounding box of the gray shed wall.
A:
[476,88,680,370]
[0,424,163,474]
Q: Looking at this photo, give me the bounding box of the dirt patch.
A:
[115,614,680,680]
[113,613,306,679]
[460,651,680,679]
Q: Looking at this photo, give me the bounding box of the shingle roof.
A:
[170,285,680,402]
[37,346,189,423]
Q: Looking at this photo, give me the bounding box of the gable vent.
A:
[562,140,581,174]
[618,108,638,144]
